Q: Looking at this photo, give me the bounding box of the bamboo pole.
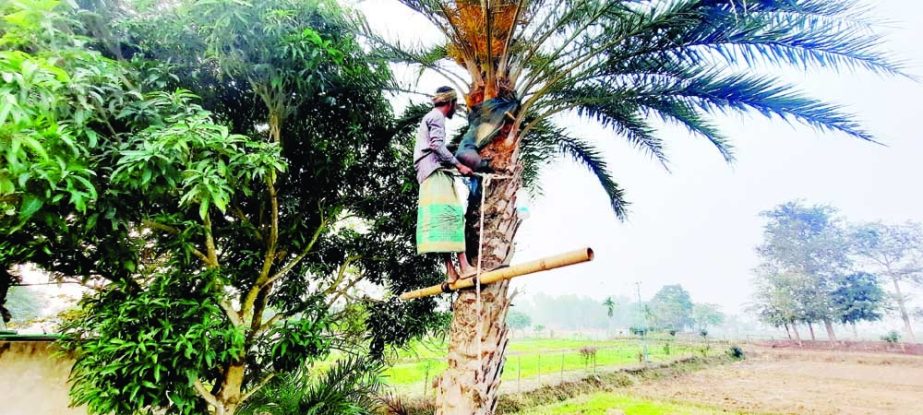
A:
[399,247,594,301]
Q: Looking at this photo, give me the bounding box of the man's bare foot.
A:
[446,267,460,285]
[458,266,478,279]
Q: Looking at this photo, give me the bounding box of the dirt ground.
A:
[626,345,923,415]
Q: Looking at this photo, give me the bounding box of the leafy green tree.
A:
[757,201,850,341]
[692,303,724,331]
[371,1,900,411]
[505,309,531,334]
[751,271,804,342]
[2,1,445,414]
[648,284,693,331]
[831,272,886,339]
[850,222,923,342]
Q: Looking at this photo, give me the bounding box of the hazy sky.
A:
[360,0,923,315]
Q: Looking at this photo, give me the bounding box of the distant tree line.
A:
[751,201,922,343]
[509,284,725,336]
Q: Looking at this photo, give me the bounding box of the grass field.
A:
[382,337,704,388]
[514,393,736,415]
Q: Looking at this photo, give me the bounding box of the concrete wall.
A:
[0,340,86,415]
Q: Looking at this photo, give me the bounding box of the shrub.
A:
[237,356,383,415]
[881,331,901,344]
[727,345,745,360]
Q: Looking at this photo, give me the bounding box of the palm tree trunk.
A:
[435,162,521,414]
[807,322,816,341]
[890,275,916,342]
[784,322,792,340]
[852,322,859,340]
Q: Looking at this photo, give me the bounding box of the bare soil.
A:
[626,345,923,415]
[757,340,923,355]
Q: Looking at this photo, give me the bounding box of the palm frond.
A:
[298,356,383,415]
[541,86,669,167]
[637,95,734,162]
[521,121,628,219]
[378,0,900,221]
[672,71,874,141]
[238,356,383,415]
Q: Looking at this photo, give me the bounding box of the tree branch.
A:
[256,312,286,336]
[142,219,214,267]
[193,380,220,409]
[239,373,276,405]
[231,205,262,242]
[242,178,279,323]
[259,213,330,290]
[203,212,220,268]
[219,300,242,327]
[326,269,365,308]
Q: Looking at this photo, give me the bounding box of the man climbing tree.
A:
[415,86,476,284]
[368,1,903,413]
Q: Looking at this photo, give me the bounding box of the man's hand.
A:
[456,163,474,176]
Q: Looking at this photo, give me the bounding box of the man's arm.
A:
[426,116,460,165]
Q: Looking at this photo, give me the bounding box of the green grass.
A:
[516,393,734,415]
[382,337,701,387]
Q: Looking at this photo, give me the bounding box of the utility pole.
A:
[635,281,650,363]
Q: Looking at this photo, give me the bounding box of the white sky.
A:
[360,0,923,315]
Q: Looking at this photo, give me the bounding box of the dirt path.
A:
[626,346,923,415]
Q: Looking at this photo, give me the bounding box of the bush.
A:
[727,345,745,360]
[629,326,648,336]
[237,356,383,415]
[881,330,901,344]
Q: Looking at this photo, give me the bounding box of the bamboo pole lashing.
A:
[398,247,594,300]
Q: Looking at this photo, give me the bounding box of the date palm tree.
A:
[364,1,900,413]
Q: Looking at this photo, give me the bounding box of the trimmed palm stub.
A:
[366,1,900,413]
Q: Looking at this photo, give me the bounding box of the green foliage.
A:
[832,272,885,325]
[239,357,383,415]
[692,303,725,331]
[758,202,850,277]
[60,273,245,414]
[506,309,532,331]
[752,201,850,329]
[647,284,693,331]
[2,0,446,413]
[726,345,745,360]
[0,0,128,231]
[881,330,901,344]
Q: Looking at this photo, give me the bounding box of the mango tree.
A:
[2,1,446,414]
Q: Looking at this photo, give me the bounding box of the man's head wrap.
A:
[432,89,457,106]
